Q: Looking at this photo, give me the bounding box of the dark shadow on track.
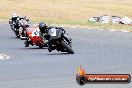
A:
[47,52,72,55]
[23,47,48,49]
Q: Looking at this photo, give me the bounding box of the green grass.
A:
[0,0,132,30]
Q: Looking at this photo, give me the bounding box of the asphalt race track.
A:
[0,23,132,88]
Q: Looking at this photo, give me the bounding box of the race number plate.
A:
[50,28,57,36]
[32,28,40,36]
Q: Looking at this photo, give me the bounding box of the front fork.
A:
[63,34,72,47]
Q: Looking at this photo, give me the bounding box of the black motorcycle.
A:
[48,27,74,54]
[9,19,20,38]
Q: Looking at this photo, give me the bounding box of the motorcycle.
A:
[9,18,20,38]
[19,18,30,39]
[48,27,74,54]
[24,25,46,48]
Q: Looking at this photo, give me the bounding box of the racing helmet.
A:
[39,22,47,32]
[12,13,17,18]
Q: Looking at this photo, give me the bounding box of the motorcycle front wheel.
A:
[61,41,74,54]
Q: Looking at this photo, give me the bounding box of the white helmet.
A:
[12,13,17,18]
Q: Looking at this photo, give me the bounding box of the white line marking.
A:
[122,31,129,32]
[109,30,116,31]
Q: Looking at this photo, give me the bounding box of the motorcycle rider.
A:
[38,22,71,46]
[9,13,20,30]
[9,13,18,24]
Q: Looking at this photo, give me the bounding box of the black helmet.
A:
[39,22,46,32]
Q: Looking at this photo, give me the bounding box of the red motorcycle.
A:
[24,25,46,48]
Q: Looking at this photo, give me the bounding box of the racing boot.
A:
[24,40,29,47]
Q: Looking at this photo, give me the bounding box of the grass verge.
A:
[0,0,132,31]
